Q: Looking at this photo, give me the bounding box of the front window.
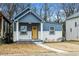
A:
[20,25,27,34]
[70,28,72,32]
[49,27,55,34]
[75,22,77,27]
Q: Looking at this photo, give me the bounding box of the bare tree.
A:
[39,5,43,18]
[43,3,54,21]
[15,3,31,14]
[61,3,79,18]
[43,3,48,21]
[0,3,32,20]
[0,3,17,20]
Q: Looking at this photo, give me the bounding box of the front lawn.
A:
[0,43,54,55]
[44,41,79,52]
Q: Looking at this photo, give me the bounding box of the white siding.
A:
[13,31,41,42]
[13,31,62,42]
[43,31,62,41]
[66,17,79,40]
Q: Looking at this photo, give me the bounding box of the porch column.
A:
[16,21,19,41]
[40,22,43,41]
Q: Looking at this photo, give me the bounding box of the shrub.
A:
[0,38,5,44]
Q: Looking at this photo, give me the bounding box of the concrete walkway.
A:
[34,42,68,54]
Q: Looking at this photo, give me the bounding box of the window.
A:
[14,22,16,31]
[70,28,72,32]
[75,22,77,27]
[49,27,55,34]
[20,25,27,34]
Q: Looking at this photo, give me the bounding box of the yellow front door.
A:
[32,26,38,39]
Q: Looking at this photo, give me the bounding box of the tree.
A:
[43,3,53,21]
[60,3,79,40]
[61,3,79,18]
[0,3,32,43]
[43,3,48,21]
[0,3,31,20]
[0,3,17,20]
[15,3,31,14]
[39,5,43,18]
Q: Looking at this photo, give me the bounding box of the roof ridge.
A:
[14,7,31,19]
[14,7,44,22]
[67,12,79,20]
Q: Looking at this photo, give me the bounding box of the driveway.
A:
[44,42,79,52]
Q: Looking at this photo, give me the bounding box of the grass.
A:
[0,43,55,55]
[0,40,79,55]
[62,40,79,45]
[44,40,79,52]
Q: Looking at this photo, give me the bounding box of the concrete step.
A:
[16,39,43,44]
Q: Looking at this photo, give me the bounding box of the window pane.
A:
[49,27,55,34]
[50,27,54,30]
[70,28,72,32]
[50,31,55,34]
[75,22,77,27]
[20,26,27,32]
[14,22,16,31]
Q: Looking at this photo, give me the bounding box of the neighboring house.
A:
[66,12,79,40]
[0,11,12,39]
[13,7,62,42]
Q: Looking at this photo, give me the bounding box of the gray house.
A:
[13,8,62,42]
[66,12,79,40]
[0,11,12,40]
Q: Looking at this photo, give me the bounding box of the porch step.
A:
[16,41,34,44]
[16,39,43,44]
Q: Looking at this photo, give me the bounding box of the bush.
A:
[0,38,5,44]
[57,37,66,42]
[4,33,13,44]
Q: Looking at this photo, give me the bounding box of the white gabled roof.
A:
[67,12,79,20]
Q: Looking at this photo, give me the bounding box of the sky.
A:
[0,3,64,21]
[30,3,63,21]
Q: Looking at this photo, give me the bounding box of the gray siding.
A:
[66,17,79,40]
[43,22,62,31]
[19,13,41,23]
[14,22,62,31]
[14,23,40,31]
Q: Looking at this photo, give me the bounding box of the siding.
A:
[43,22,62,31]
[66,17,79,40]
[14,22,62,31]
[13,22,62,42]
[13,31,62,42]
[19,13,41,23]
[14,23,40,31]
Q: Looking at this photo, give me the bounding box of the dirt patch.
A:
[0,43,53,55]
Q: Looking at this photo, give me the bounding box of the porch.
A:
[13,22,43,42]
[0,15,11,39]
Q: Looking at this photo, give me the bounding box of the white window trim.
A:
[49,26,55,35]
[20,25,27,34]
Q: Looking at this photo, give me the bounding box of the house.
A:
[66,12,79,40]
[13,8,62,42]
[0,11,12,40]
